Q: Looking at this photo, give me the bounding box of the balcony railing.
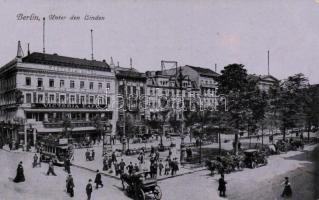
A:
[43,120,108,128]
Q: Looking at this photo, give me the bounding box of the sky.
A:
[0,0,319,83]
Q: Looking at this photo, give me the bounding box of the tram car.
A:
[39,137,74,166]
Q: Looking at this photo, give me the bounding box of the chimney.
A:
[130,58,133,69]
[16,41,24,58]
[110,56,114,67]
[27,43,30,56]
[214,63,217,72]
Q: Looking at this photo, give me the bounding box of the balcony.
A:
[42,120,108,128]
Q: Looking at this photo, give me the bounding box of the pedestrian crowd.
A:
[101,146,180,178]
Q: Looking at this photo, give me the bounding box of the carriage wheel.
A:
[136,189,145,200]
[153,186,162,200]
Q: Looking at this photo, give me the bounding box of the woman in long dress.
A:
[13,161,25,183]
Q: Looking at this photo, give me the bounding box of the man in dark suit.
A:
[218,174,227,197]
[94,170,103,189]
[86,179,93,200]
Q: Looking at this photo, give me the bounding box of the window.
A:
[140,87,144,95]
[98,82,102,90]
[25,77,31,86]
[127,86,131,94]
[106,83,110,90]
[49,94,54,102]
[80,81,84,89]
[38,94,43,103]
[80,96,85,104]
[26,93,31,103]
[107,97,110,105]
[133,86,136,94]
[89,96,94,104]
[89,82,94,90]
[70,80,75,88]
[49,79,54,87]
[60,95,65,103]
[98,97,103,104]
[70,95,75,103]
[37,78,43,87]
[60,80,65,88]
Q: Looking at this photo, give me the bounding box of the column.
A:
[33,128,36,146]
[44,113,48,122]
[24,125,27,151]
[85,113,89,121]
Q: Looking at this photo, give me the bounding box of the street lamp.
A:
[176,67,188,163]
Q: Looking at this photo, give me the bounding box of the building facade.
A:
[0,45,117,148]
[164,65,219,110]
[115,66,147,138]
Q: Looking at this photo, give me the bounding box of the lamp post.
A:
[176,67,187,163]
[122,79,127,153]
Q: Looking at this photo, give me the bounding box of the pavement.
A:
[70,131,318,181]
[0,142,317,200]
[71,136,207,181]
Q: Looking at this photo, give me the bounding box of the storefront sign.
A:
[31,103,107,109]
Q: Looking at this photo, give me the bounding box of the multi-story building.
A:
[249,74,280,92]
[0,42,117,148]
[145,66,197,135]
[115,66,147,137]
[164,65,219,110]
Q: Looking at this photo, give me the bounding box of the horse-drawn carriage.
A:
[206,154,245,175]
[243,149,267,168]
[121,171,162,200]
[275,139,304,152]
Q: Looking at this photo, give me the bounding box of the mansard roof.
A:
[22,52,111,72]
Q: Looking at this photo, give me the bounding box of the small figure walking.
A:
[13,161,25,183]
[65,158,71,174]
[281,177,292,198]
[47,160,57,176]
[86,179,93,200]
[33,154,38,168]
[85,149,90,161]
[164,163,170,175]
[91,150,95,161]
[158,160,164,176]
[66,174,75,197]
[218,174,227,197]
[94,170,103,189]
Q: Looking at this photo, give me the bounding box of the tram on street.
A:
[39,137,74,166]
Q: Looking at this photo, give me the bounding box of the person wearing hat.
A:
[218,174,227,197]
[66,174,75,197]
[47,160,57,176]
[13,161,25,183]
[281,177,292,198]
[94,170,103,189]
[86,179,93,200]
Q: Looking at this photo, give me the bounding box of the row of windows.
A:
[118,85,145,95]
[25,93,110,105]
[201,79,215,85]
[25,77,111,90]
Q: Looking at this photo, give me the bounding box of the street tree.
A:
[277,73,309,140]
[216,64,254,154]
[303,84,319,141]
